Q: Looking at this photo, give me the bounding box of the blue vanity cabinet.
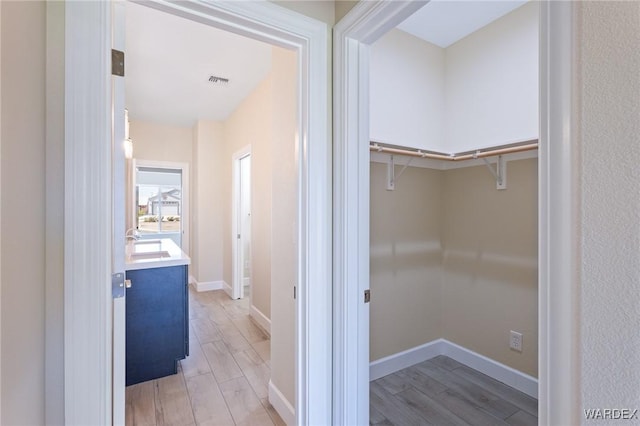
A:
[125,264,189,386]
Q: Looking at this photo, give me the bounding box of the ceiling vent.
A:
[208,75,230,86]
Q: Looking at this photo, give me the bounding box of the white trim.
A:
[223,280,233,298]
[133,159,190,254]
[192,280,224,292]
[250,304,271,336]
[442,341,538,399]
[369,339,538,399]
[0,1,3,421]
[269,380,295,426]
[64,1,113,423]
[538,1,580,424]
[370,340,445,381]
[232,146,251,301]
[66,2,330,424]
[333,2,428,424]
[189,274,196,284]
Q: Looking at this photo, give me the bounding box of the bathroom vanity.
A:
[124,238,190,386]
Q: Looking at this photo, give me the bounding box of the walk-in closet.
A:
[368,2,539,424]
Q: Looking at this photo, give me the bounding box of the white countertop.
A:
[125,238,191,271]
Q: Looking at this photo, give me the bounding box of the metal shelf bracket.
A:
[481,154,507,190]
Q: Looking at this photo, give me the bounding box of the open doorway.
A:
[232,148,252,301]
[65,1,330,424]
[334,1,576,424]
[122,2,302,425]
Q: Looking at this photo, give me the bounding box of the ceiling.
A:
[125,2,272,126]
[397,0,528,48]
[125,1,528,126]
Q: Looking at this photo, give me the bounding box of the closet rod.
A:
[370,140,538,162]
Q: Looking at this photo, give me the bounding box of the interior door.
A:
[239,155,251,297]
[112,1,127,424]
[232,149,251,300]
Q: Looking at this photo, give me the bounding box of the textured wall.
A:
[1,1,46,424]
[579,1,640,414]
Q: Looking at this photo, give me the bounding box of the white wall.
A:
[269,46,298,408]
[1,2,46,424]
[370,2,538,153]
[192,121,225,285]
[129,120,193,165]
[579,1,640,412]
[222,67,273,320]
[445,1,538,152]
[370,29,445,151]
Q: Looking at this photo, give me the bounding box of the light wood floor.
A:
[127,287,537,426]
[370,355,538,426]
[126,287,285,426]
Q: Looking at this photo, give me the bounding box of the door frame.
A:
[133,159,190,253]
[64,1,330,424]
[333,1,580,425]
[231,146,251,301]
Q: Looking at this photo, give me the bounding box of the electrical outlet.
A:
[510,330,523,352]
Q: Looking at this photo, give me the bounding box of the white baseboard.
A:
[193,280,224,292]
[369,339,538,398]
[370,339,445,381]
[268,380,295,426]
[223,281,233,298]
[250,304,271,336]
[441,340,538,398]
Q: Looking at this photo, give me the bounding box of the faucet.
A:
[125,228,140,241]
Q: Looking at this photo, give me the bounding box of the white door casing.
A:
[64,1,330,424]
[112,2,126,425]
[333,3,427,424]
[333,1,580,425]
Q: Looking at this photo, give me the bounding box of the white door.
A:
[232,147,251,300]
[112,1,127,424]
[239,155,252,297]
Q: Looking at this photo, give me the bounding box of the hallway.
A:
[126,288,284,425]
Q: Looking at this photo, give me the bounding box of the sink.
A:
[129,250,171,259]
[133,239,163,245]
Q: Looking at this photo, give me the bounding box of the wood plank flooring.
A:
[126,287,284,426]
[127,287,537,426]
[370,355,538,426]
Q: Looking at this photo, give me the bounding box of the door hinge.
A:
[364,289,370,303]
[237,234,241,239]
[112,49,125,76]
[293,286,296,299]
[112,272,125,299]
